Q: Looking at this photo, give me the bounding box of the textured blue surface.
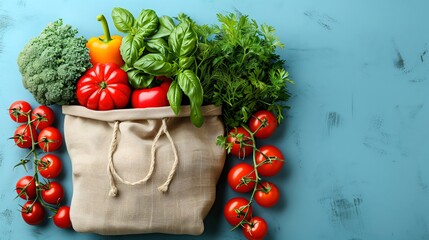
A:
[1,0,429,239]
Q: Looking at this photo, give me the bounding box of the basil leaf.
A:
[136,9,159,37]
[133,53,177,76]
[152,16,175,38]
[112,7,135,33]
[179,56,194,69]
[177,70,203,106]
[167,80,183,115]
[169,21,197,57]
[120,34,145,66]
[190,102,204,128]
[146,38,169,55]
[127,69,154,89]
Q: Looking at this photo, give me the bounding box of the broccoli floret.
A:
[17,19,91,105]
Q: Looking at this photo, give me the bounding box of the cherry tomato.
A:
[38,127,62,152]
[16,176,36,200]
[9,100,32,123]
[53,206,72,229]
[254,181,280,208]
[255,145,285,177]
[31,105,55,130]
[248,110,278,139]
[41,182,64,205]
[224,197,253,226]
[131,81,171,108]
[21,201,45,225]
[242,216,268,240]
[227,163,256,193]
[13,124,38,149]
[38,154,62,179]
[226,127,253,158]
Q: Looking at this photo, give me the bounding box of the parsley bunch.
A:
[194,12,293,130]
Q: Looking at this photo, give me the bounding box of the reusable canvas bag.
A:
[62,105,225,235]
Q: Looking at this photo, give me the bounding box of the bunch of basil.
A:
[111,8,204,127]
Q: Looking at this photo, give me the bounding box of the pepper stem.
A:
[97,14,112,43]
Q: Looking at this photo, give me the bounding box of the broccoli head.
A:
[17,19,91,105]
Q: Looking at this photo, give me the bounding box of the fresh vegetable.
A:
[226,127,253,158]
[76,63,131,110]
[254,182,280,208]
[248,110,278,139]
[9,100,32,123]
[242,216,268,240]
[227,163,256,193]
[224,197,253,226]
[38,127,63,152]
[16,176,36,200]
[53,206,72,229]
[131,78,170,108]
[13,124,38,149]
[255,145,284,177]
[87,15,124,67]
[31,105,55,130]
[21,201,45,225]
[17,19,91,105]
[38,154,63,179]
[195,13,293,130]
[41,182,64,205]
[112,8,204,127]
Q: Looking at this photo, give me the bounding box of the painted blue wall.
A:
[1,0,429,239]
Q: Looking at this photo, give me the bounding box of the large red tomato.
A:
[227,163,256,193]
[76,63,131,110]
[255,145,285,177]
[131,80,171,108]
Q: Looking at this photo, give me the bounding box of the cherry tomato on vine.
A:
[9,100,32,123]
[13,124,38,149]
[31,105,55,130]
[255,145,285,177]
[224,197,253,226]
[53,206,72,229]
[254,181,280,208]
[227,163,256,193]
[38,154,62,179]
[248,110,278,139]
[38,127,62,152]
[227,127,253,158]
[242,216,268,240]
[21,201,45,225]
[41,182,64,205]
[16,176,37,200]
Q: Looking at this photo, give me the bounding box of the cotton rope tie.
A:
[107,118,179,197]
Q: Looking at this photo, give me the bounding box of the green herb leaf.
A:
[167,80,183,115]
[190,102,204,128]
[136,9,159,37]
[112,7,135,33]
[152,16,175,39]
[169,21,197,57]
[120,34,145,66]
[177,70,203,106]
[146,38,169,55]
[179,56,194,69]
[134,53,176,76]
[127,69,154,89]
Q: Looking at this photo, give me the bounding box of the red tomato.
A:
[16,176,36,200]
[255,145,285,177]
[248,110,278,139]
[53,206,72,229]
[9,100,32,123]
[254,181,280,208]
[38,127,62,152]
[227,163,256,193]
[224,197,253,226]
[242,216,268,240]
[131,81,171,108]
[226,127,253,158]
[77,63,131,110]
[38,154,62,179]
[21,201,45,225]
[41,182,64,205]
[31,105,55,130]
[13,124,37,149]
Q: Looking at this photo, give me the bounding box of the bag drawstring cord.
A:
[107,118,179,197]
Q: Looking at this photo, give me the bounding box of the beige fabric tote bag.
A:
[62,105,225,235]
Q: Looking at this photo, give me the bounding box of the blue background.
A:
[1,0,429,239]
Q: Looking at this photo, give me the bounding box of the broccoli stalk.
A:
[17,19,91,105]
